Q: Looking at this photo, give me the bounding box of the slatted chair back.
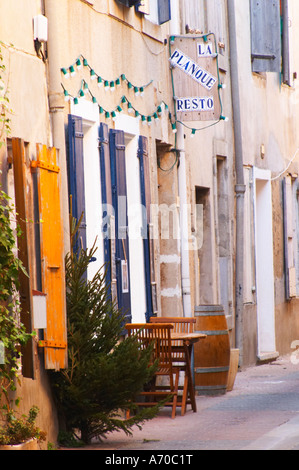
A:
[150,317,195,333]
[126,323,174,373]
[150,317,195,363]
[125,323,179,418]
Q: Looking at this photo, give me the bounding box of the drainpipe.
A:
[44,0,70,254]
[170,0,192,317]
[227,0,246,366]
[177,129,192,318]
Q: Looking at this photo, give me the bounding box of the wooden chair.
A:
[150,317,196,415]
[125,323,180,419]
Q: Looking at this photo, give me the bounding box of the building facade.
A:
[0,0,299,444]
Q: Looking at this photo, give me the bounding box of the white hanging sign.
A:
[169,36,221,122]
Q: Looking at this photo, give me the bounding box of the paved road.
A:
[65,354,299,451]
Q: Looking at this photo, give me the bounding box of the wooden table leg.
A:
[184,342,197,413]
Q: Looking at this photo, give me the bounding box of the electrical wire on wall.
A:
[271,148,299,181]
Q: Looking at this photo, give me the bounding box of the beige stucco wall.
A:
[234,0,299,364]
[0,0,57,446]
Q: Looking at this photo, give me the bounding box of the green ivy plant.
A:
[0,405,46,446]
[0,190,32,409]
[0,42,11,148]
[0,46,43,447]
[0,43,32,410]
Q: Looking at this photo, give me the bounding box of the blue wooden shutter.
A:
[138,135,153,321]
[158,0,171,25]
[99,122,112,287]
[109,129,131,322]
[250,0,281,73]
[67,115,87,253]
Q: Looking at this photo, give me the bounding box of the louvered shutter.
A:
[33,144,67,370]
[158,0,171,24]
[67,115,87,253]
[283,176,297,299]
[109,129,131,323]
[281,0,290,85]
[250,0,281,73]
[138,136,153,321]
[12,138,35,379]
[99,123,113,291]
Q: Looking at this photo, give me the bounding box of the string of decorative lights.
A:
[61,79,170,126]
[61,54,153,95]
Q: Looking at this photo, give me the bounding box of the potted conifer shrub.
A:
[50,218,160,446]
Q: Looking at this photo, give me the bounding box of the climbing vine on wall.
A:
[0,43,11,148]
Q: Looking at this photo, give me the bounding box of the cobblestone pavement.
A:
[64,354,299,451]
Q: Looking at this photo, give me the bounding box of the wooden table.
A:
[170,332,206,414]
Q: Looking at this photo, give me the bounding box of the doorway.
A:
[253,168,277,360]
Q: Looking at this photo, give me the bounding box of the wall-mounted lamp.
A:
[33,14,48,60]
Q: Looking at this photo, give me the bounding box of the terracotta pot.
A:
[227,349,240,391]
[0,438,38,450]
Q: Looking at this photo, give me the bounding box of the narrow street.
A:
[80,354,299,451]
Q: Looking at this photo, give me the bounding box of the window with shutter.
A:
[117,0,139,7]
[281,0,291,85]
[137,136,153,321]
[99,122,114,299]
[180,0,206,34]
[12,138,35,379]
[283,176,299,299]
[32,144,67,370]
[67,115,87,254]
[136,0,171,25]
[250,0,281,73]
[157,0,171,25]
[109,129,132,323]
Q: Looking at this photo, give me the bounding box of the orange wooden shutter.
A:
[12,138,35,379]
[32,144,67,370]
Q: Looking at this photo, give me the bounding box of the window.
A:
[117,0,139,7]
[180,0,206,33]
[250,0,281,73]
[283,175,299,299]
[67,113,155,323]
[136,0,171,25]
[11,138,67,373]
[250,0,290,82]
[281,0,291,85]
